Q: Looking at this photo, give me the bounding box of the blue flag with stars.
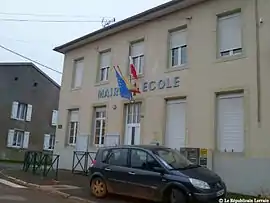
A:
[114,67,132,100]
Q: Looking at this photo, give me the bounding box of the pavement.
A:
[0,177,78,203]
[0,163,152,203]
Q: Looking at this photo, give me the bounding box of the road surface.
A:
[0,177,76,203]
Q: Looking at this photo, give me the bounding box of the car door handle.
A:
[128,171,136,175]
[104,168,112,171]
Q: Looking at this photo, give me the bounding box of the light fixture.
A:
[112,105,117,110]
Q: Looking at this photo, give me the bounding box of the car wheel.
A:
[90,177,107,198]
[170,188,186,203]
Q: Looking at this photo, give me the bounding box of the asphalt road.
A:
[0,178,76,203]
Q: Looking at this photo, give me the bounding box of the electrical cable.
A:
[0,44,62,74]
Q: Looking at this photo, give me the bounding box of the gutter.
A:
[255,0,261,124]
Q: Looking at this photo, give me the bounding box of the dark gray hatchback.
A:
[88,145,227,203]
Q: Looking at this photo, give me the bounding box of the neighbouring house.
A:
[0,62,60,161]
[53,0,270,196]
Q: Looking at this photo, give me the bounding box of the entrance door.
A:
[165,99,186,150]
[124,103,141,145]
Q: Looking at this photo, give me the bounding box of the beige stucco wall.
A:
[54,0,270,172]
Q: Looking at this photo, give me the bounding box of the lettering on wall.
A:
[98,76,180,99]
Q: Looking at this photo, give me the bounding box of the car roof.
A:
[98,145,170,151]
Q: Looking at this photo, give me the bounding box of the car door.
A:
[126,149,165,201]
[102,148,130,195]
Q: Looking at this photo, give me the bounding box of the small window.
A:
[13,130,24,147]
[72,59,84,89]
[218,11,242,57]
[106,148,128,167]
[169,28,187,67]
[99,51,111,82]
[94,107,106,146]
[68,109,79,145]
[16,103,27,120]
[130,149,161,171]
[130,41,144,75]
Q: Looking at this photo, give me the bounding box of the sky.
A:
[0,0,170,85]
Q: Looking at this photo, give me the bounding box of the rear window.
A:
[106,148,128,167]
[102,150,109,162]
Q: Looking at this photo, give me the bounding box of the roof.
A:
[0,62,60,88]
[98,145,169,151]
[53,0,208,54]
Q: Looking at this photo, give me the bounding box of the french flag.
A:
[129,56,138,80]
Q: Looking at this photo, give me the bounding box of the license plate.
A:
[216,189,225,197]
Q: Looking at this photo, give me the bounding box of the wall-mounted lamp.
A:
[112,105,117,110]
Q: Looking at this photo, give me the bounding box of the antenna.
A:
[101,17,116,27]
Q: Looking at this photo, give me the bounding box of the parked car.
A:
[88,145,226,203]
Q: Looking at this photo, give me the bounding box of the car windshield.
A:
[154,148,193,170]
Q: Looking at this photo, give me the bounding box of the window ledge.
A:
[11,118,25,121]
[71,87,82,92]
[216,54,246,63]
[66,144,76,148]
[95,81,109,87]
[165,65,188,73]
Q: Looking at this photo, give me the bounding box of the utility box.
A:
[180,147,210,168]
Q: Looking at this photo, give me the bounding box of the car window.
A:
[130,149,161,171]
[101,150,109,162]
[106,148,128,167]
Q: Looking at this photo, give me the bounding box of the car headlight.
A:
[189,178,210,189]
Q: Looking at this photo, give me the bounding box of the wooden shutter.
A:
[23,132,30,149]
[26,104,33,121]
[217,93,244,152]
[43,134,51,150]
[11,101,18,119]
[7,129,15,147]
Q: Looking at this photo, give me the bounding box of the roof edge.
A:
[54,0,207,54]
[0,62,61,89]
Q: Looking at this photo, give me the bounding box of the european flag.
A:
[114,67,132,100]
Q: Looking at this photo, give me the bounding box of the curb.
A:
[0,170,97,203]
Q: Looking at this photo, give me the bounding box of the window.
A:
[217,93,244,152]
[130,41,144,75]
[51,110,58,126]
[218,11,242,57]
[94,107,106,146]
[169,28,187,67]
[99,51,111,82]
[44,134,55,150]
[130,149,161,171]
[126,103,141,124]
[106,148,128,166]
[7,129,30,149]
[68,110,79,145]
[72,59,84,88]
[11,101,32,121]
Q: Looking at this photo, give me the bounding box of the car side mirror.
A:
[153,166,165,174]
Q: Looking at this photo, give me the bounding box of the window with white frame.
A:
[11,101,32,121]
[43,134,55,150]
[72,59,84,89]
[68,110,79,145]
[126,103,141,124]
[217,93,244,153]
[130,41,144,75]
[218,11,242,57]
[99,51,111,82]
[7,129,30,149]
[169,28,187,67]
[94,107,106,146]
[51,110,58,126]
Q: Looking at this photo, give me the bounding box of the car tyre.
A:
[169,188,187,203]
[90,177,108,198]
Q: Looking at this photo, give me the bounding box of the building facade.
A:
[0,63,60,161]
[54,0,270,196]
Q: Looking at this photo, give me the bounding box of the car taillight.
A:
[90,160,97,167]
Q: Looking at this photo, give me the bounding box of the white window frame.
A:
[94,107,106,147]
[72,58,84,89]
[218,11,242,58]
[51,110,58,126]
[68,110,79,145]
[130,41,144,75]
[44,134,55,151]
[99,51,111,82]
[11,101,32,121]
[12,130,24,148]
[126,103,141,124]
[169,28,187,68]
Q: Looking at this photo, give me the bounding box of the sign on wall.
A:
[104,133,120,147]
[75,134,89,152]
[98,76,180,99]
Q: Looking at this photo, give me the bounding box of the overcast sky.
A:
[1,0,170,85]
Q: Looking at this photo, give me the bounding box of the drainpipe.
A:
[255,0,261,125]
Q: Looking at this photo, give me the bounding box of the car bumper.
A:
[193,190,227,203]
